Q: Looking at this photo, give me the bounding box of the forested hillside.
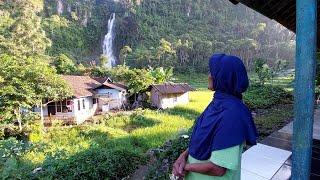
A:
[41,0,295,72]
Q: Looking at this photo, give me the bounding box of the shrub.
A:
[0,138,33,179]
[254,58,271,85]
[145,134,190,179]
[38,148,146,180]
[244,83,292,109]
[53,54,78,75]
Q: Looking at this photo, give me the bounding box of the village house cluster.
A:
[42,75,193,124]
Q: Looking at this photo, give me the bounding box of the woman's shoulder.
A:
[221,98,250,113]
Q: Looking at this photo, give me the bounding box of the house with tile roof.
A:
[42,75,127,124]
[149,83,194,109]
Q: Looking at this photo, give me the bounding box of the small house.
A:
[42,75,127,124]
[149,83,194,109]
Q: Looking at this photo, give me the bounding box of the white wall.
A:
[73,96,98,124]
[96,88,126,110]
[160,92,189,109]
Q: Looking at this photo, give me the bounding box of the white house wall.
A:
[96,88,126,110]
[74,96,97,124]
[178,92,189,104]
[160,92,189,109]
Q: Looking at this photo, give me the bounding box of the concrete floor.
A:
[279,108,320,140]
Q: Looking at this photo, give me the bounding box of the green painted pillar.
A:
[293,0,317,179]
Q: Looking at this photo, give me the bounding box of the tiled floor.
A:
[241,143,292,180]
[260,131,320,179]
[242,107,320,179]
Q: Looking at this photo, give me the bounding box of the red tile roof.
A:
[61,75,126,97]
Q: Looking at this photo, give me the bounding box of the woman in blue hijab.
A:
[172,54,258,180]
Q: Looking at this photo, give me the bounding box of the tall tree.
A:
[0,0,71,128]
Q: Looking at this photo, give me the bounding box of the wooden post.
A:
[293,0,317,179]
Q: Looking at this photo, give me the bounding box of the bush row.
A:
[244,83,293,110]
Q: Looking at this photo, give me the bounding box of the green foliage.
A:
[146,136,190,179]
[0,54,72,122]
[126,0,295,72]
[90,66,109,77]
[148,67,173,84]
[254,104,293,139]
[88,64,173,95]
[0,91,203,179]
[126,68,154,94]
[53,54,78,74]
[120,45,132,65]
[108,66,163,95]
[243,83,292,109]
[254,58,271,85]
[99,54,108,67]
[0,1,72,123]
[42,14,98,59]
[8,0,294,73]
[77,63,87,75]
[39,148,145,179]
[0,0,51,59]
[0,138,33,179]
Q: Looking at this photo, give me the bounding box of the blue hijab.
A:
[189,54,258,160]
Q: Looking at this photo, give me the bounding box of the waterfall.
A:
[102,13,117,68]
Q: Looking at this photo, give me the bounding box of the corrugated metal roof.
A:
[150,83,194,94]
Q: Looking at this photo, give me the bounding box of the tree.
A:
[53,54,78,74]
[254,58,271,85]
[0,54,71,129]
[108,66,154,99]
[99,55,108,67]
[174,39,191,66]
[0,1,71,129]
[127,69,154,97]
[120,46,132,65]
[0,0,51,59]
[156,38,176,66]
[148,67,173,84]
[270,59,288,81]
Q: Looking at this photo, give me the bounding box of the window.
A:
[106,92,112,98]
[93,98,97,104]
[78,100,81,111]
[82,99,85,109]
[66,100,72,112]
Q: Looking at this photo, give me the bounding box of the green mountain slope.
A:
[42,0,295,72]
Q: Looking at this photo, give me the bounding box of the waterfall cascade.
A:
[102,13,117,68]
